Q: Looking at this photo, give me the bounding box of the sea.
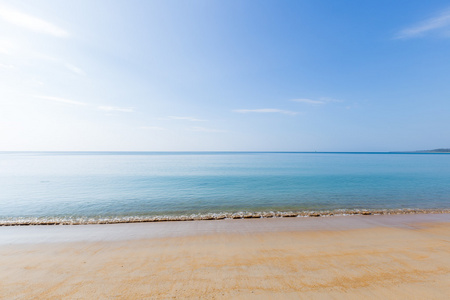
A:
[1,152,449,225]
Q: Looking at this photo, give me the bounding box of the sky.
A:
[0,0,449,151]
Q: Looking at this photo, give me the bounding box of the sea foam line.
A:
[1,208,449,226]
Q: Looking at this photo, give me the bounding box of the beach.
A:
[1,213,449,299]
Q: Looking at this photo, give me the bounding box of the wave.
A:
[1,208,449,226]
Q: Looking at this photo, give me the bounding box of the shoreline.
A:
[1,212,449,245]
[1,207,449,226]
[1,213,449,298]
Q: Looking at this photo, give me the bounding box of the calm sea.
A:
[1,152,449,224]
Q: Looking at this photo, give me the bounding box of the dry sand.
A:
[0,214,449,299]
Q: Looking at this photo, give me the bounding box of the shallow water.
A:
[1,152,449,224]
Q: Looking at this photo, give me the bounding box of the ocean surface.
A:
[1,152,449,225]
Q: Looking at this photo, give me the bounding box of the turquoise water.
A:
[0,152,449,224]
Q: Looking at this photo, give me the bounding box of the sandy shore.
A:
[1,214,449,299]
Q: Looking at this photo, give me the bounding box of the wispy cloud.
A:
[65,63,85,75]
[34,95,88,106]
[321,97,343,103]
[396,8,450,39]
[188,126,226,133]
[98,106,134,113]
[0,5,69,37]
[292,97,342,105]
[233,108,298,115]
[166,116,206,122]
[35,96,135,114]
[292,98,325,105]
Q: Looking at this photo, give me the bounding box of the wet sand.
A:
[1,214,449,299]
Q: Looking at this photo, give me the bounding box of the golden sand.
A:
[0,219,449,299]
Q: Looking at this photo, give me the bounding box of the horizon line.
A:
[1,150,449,154]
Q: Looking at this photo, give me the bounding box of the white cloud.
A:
[98,106,134,113]
[292,98,325,105]
[233,108,298,115]
[188,126,226,133]
[396,8,450,39]
[34,95,88,106]
[166,116,206,122]
[0,5,69,37]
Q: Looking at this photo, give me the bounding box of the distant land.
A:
[414,148,450,153]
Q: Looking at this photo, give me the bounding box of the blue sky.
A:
[1,0,449,151]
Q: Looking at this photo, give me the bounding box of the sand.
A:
[0,214,449,299]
